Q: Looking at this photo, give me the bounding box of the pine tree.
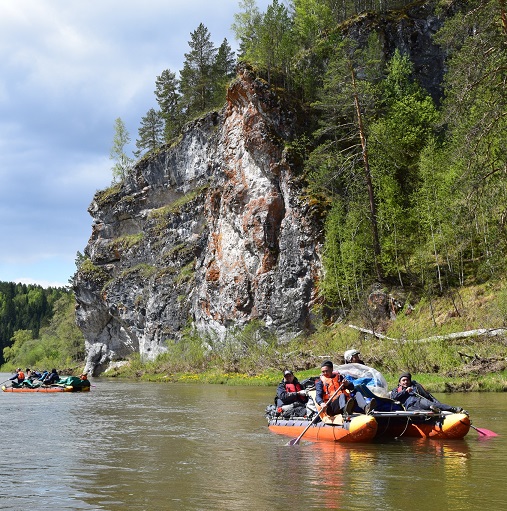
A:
[135,108,164,157]
[155,69,182,142]
[211,38,236,109]
[256,0,294,85]
[179,23,217,119]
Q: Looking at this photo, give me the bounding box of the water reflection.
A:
[0,375,505,511]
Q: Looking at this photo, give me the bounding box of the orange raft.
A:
[2,385,90,393]
[268,413,378,443]
[371,410,471,439]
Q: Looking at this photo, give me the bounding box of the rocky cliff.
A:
[75,2,449,375]
[75,66,322,375]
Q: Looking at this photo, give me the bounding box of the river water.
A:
[0,373,505,511]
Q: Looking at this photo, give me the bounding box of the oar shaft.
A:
[289,382,345,446]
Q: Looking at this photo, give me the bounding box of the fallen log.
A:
[348,324,507,343]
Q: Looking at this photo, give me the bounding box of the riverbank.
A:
[99,281,507,391]
[103,361,507,393]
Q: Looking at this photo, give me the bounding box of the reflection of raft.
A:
[2,376,91,393]
[372,410,471,439]
[268,414,378,443]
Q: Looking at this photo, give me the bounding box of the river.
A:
[0,373,505,510]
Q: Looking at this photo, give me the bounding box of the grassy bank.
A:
[104,364,507,393]
[104,281,507,392]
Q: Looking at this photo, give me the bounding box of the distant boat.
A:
[2,375,91,393]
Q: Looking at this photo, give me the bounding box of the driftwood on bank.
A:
[348,324,507,343]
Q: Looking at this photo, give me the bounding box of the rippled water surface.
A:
[0,374,506,510]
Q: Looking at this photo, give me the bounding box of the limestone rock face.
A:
[74,3,450,375]
[74,66,323,375]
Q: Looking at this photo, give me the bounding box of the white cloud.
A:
[0,0,273,286]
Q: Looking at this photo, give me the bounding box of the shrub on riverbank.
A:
[105,282,507,392]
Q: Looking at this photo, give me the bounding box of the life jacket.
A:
[17,371,25,382]
[285,382,306,403]
[319,373,349,403]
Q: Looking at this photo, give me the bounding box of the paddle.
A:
[469,423,498,437]
[287,383,345,446]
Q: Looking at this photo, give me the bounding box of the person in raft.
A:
[276,370,308,413]
[43,368,60,385]
[79,372,91,388]
[344,348,365,365]
[9,368,25,386]
[390,372,467,414]
[315,360,358,416]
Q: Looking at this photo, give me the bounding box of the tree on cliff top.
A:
[155,69,182,143]
[110,117,133,183]
[134,108,164,158]
[179,23,218,118]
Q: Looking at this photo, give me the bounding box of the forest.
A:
[116,0,506,317]
[0,282,84,369]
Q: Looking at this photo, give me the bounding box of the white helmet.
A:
[344,349,360,363]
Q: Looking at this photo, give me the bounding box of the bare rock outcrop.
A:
[74,66,323,375]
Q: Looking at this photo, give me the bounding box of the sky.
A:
[0,0,272,288]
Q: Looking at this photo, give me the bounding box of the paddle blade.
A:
[287,437,300,446]
[473,426,498,437]
[470,423,498,437]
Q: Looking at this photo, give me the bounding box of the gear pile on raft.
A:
[266,360,473,443]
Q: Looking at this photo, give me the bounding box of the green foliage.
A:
[110,117,134,183]
[78,259,110,287]
[256,0,294,85]
[134,108,164,158]
[155,69,183,142]
[0,282,68,364]
[119,264,157,280]
[369,50,439,283]
[321,200,374,310]
[110,233,144,251]
[148,186,208,220]
[162,331,209,372]
[232,0,262,60]
[94,182,122,207]
[211,38,236,107]
[432,0,507,282]
[1,293,85,371]
[292,0,335,49]
[209,321,280,374]
[175,261,195,285]
[179,23,218,118]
